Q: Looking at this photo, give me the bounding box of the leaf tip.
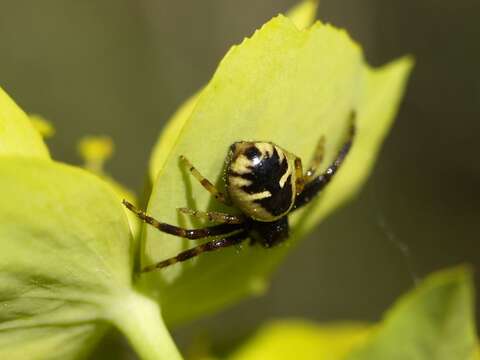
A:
[422,264,473,291]
[376,54,415,83]
[385,265,474,323]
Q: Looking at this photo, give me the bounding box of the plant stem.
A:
[110,290,183,360]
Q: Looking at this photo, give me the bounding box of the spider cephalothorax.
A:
[124,113,355,272]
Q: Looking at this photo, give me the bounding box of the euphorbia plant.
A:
[0,1,419,359]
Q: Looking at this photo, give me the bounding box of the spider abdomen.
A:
[226,141,297,222]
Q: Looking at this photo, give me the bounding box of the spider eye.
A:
[244,146,261,160]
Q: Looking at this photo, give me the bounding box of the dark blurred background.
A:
[0,0,478,357]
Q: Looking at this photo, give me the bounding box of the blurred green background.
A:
[0,0,478,357]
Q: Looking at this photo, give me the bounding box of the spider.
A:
[123,112,355,273]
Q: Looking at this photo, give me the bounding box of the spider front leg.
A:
[293,157,305,195]
[293,135,326,195]
[293,122,356,210]
[180,155,232,206]
[123,200,243,239]
[141,230,248,272]
[304,135,325,184]
[177,207,244,224]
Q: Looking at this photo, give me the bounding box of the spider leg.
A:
[177,207,244,224]
[141,230,249,272]
[123,200,243,239]
[293,122,355,210]
[180,155,232,206]
[293,157,305,195]
[304,135,325,184]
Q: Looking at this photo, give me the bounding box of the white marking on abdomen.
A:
[244,190,271,201]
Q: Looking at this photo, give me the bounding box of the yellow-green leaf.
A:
[347,267,477,360]
[229,321,371,360]
[0,157,180,360]
[143,15,412,326]
[0,157,131,359]
[0,86,50,158]
[226,268,477,360]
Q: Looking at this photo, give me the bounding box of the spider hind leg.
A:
[177,207,244,224]
[123,200,243,239]
[141,230,249,272]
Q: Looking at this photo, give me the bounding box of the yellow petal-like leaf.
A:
[229,321,370,360]
[0,157,180,359]
[227,268,477,360]
[346,267,477,360]
[0,157,131,358]
[143,15,412,326]
[0,86,50,158]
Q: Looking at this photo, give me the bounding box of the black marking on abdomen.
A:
[256,175,293,216]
